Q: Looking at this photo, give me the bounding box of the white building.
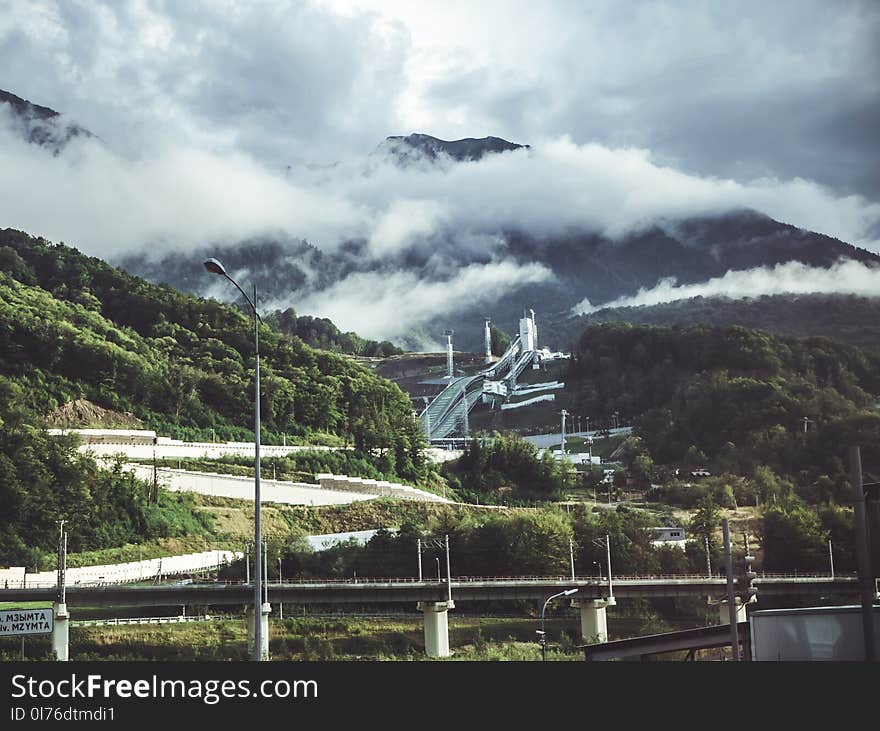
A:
[649,527,687,549]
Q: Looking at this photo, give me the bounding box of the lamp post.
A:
[539,589,578,661]
[278,555,283,621]
[203,257,264,661]
[435,557,441,583]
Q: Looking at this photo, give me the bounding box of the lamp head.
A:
[203,258,227,276]
[563,588,579,596]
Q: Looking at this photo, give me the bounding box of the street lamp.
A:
[204,257,265,661]
[538,588,578,661]
[435,557,441,582]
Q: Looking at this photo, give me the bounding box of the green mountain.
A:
[0,228,425,462]
[0,227,433,566]
[567,323,880,487]
[545,293,880,353]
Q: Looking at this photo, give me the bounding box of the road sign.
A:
[0,607,53,636]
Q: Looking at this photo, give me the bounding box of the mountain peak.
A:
[380,133,529,163]
[0,88,93,151]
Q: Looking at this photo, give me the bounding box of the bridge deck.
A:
[0,575,858,608]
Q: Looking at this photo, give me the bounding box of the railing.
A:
[2,572,857,591]
[170,572,857,587]
[72,614,233,627]
[1,562,232,590]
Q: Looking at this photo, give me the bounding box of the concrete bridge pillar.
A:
[246,603,271,660]
[716,598,746,625]
[417,601,455,657]
[52,603,69,661]
[572,598,614,643]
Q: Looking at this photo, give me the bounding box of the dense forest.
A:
[265,308,402,358]
[551,293,880,353]
[0,228,427,481]
[442,433,576,504]
[568,323,880,481]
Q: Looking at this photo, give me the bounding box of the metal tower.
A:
[445,329,454,380]
[484,318,492,364]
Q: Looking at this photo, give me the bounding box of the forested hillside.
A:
[266,308,402,358]
[547,293,880,353]
[0,378,209,566]
[0,228,427,477]
[569,323,880,484]
[0,228,436,565]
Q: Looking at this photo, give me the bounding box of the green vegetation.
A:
[147,451,446,494]
[0,377,211,566]
[0,229,426,479]
[265,308,403,357]
[0,228,437,566]
[569,323,880,479]
[205,502,703,583]
[441,433,576,504]
[569,293,880,354]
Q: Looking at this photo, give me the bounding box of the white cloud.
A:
[573,259,880,314]
[288,259,554,345]
[2,110,879,265]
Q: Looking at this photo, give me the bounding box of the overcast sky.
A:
[2,0,877,195]
[1,0,879,341]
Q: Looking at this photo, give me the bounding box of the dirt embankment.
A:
[46,399,145,429]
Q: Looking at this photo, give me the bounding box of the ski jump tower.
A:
[484,318,492,364]
[445,329,454,380]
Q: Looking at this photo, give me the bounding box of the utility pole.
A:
[461,387,469,441]
[705,536,712,579]
[417,539,423,581]
[245,542,250,584]
[278,556,283,621]
[569,538,575,580]
[723,519,740,661]
[56,520,67,606]
[263,538,269,605]
[606,535,613,601]
[152,437,158,504]
[445,534,452,604]
[828,538,834,579]
[849,446,876,661]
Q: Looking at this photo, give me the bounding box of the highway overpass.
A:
[3,574,858,660]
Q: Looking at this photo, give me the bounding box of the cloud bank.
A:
[574,259,880,315]
[2,115,879,265]
[288,259,555,346]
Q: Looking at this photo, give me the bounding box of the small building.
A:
[649,527,687,549]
